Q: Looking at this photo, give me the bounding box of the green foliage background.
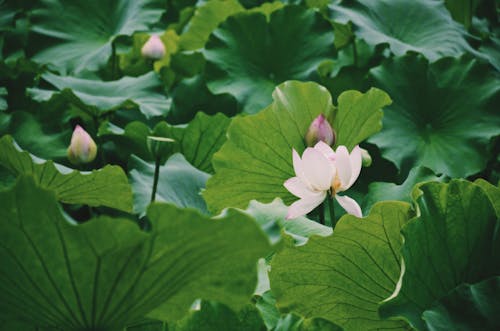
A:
[0,0,498,330]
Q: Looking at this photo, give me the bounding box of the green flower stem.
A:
[318,202,325,225]
[328,194,336,229]
[150,155,161,203]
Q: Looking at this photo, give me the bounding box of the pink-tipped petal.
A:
[314,141,336,162]
[286,192,326,220]
[284,177,316,199]
[346,145,362,189]
[301,147,335,191]
[335,195,362,218]
[334,146,352,190]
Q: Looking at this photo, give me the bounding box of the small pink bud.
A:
[305,114,335,147]
[67,125,97,165]
[141,35,166,60]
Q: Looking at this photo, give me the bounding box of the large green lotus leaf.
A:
[170,112,231,173]
[368,54,500,177]
[27,72,170,118]
[0,176,270,330]
[204,81,390,214]
[363,166,444,213]
[0,135,133,212]
[380,180,498,331]
[329,0,473,61]
[178,0,243,50]
[474,178,500,217]
[243,198,332,246]
[129,153,210,215]
[30,0,165,73]
[203,5,335,114]
[422,276,500,331]
[270,201,413,330]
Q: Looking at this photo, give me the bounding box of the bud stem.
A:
[150,155,161,203]
[327,194,336,229]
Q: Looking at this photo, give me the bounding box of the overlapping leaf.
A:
[363,166,444,213]
[368,54,500,177]
[380,180,498,330]
[329,0,473,61]
[0,176,270,330]
[30,0,165,73]
[0,135,133,212]
[204,81,390,214]
[129,154,210,215]
[204,5,335,114]
[422,277,500,331]
[28,72,170,118]
[270,202,413,330]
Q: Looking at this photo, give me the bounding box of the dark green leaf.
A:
[0,176,270,329]
[380,180,498,331]
[368,54,500,177]
[30,0,165,73]
[422,277,500,331]
[329,0,473,61]
[204,5,335,114]
[28,72,171,119]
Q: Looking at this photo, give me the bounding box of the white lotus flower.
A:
[141,35,166,60]
[284,141,362,219]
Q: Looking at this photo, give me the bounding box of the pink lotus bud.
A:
[141,35,166,60]
[67,125,97,165]
[305,114,335,147]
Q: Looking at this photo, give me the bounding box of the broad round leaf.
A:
[270,201,413,330]
[30,0,165,73]
[0,135,133,212]
[368,54,500,177]
[204,81,390,214]
[329,0,473,61]
[129,153,210,215]
[0,176,271,329]
[204,5,335,114]
[28,72,171,118]
[380,180,498,331]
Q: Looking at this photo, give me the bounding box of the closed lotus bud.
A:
[141,35,165,60]
[361,148,372,167]
[67,125,97,165]
[305,114,335,146]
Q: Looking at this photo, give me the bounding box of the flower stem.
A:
[318,202,325,225]
[328,195,336,229]
[150,155,161,203]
